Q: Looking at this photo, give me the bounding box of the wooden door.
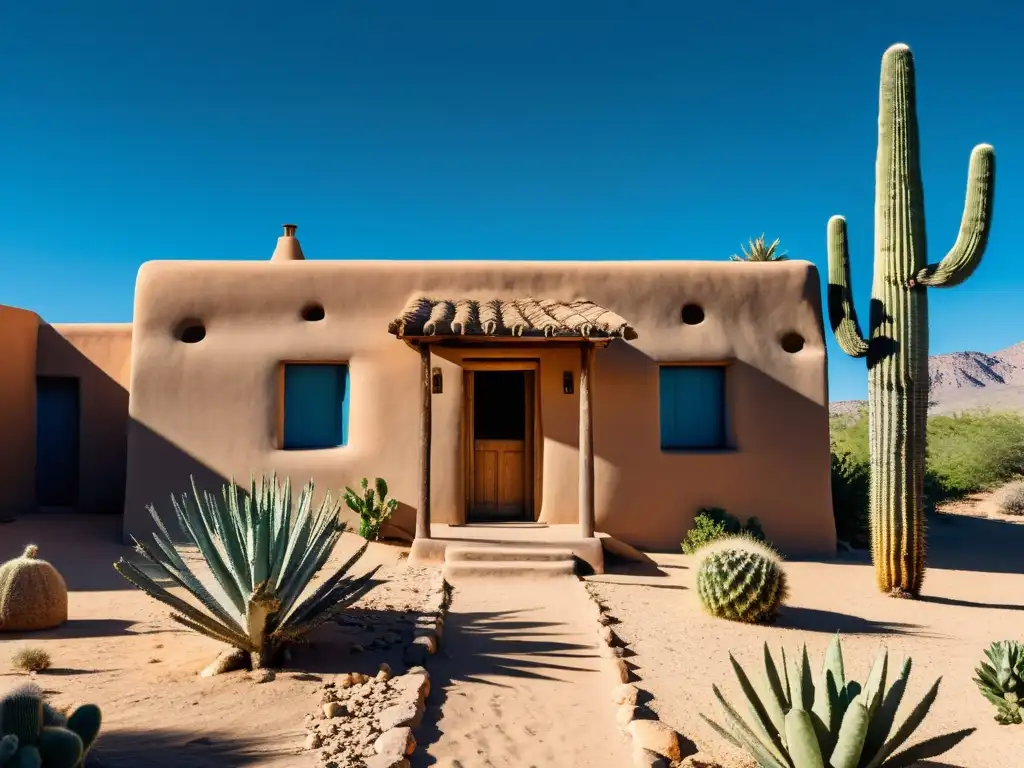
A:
[466,369,534,521]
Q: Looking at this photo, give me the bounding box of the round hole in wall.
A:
[301,303,326,322]
[681,304,705,325]
[175,320,206,344]
[781,332,805,353]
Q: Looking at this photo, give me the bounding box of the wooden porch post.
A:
[579,342,596,538]
[416,342,432,540]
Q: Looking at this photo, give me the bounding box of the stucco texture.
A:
[0,305,40,515]
[124,259,834,555]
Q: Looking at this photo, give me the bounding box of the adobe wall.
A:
[38,323,132,514]
[0,306,40,515]
[125,260,835,555]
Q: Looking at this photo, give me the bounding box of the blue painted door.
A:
[36,377,80,506]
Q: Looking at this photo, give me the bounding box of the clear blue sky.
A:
[1,1,1021,401]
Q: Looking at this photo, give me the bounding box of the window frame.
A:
[657,362,731,452]
[278,361,351,450]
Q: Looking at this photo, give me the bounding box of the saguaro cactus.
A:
[826,43,995,597]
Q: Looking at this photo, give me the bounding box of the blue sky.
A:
[1,1,1021,401]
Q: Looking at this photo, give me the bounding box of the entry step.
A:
[445,546,577,563]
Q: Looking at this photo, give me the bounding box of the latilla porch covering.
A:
[388,297,638,340]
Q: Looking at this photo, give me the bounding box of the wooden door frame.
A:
[461,359,540,524]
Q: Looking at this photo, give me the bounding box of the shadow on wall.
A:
[36,326,128,515]
[553,339,833,555]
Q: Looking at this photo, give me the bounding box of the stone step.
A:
[445,546,577,563]
[442,558,577,584]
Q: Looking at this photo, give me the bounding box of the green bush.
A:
[829,410,1024,545]
[681,507,766,554]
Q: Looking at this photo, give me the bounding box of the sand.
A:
[414,577,632,768]
[585,502,1024,768]
[0,515,434,768]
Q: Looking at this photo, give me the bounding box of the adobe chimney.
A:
[270,224,305,262]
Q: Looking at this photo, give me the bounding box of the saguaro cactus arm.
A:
[914,144,996,288]
[826,215,869,359]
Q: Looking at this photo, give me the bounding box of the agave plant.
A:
[730,233,789,262]
[703,635,974,768]
[114,474,379,668]
[343,477,398,542]
[974,640,1023,724]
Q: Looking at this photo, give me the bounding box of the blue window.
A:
[659,366,727,450]
[282,364,350,449]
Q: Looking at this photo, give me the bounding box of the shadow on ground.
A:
[925,512,1024,574]
[86,728,296,767]
[777,606,929,636]
[412,607,600,766]
[1,619,180,641]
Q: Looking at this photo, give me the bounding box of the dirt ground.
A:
[585,496,1024,768]
[0,515,433,768]
[414,577,632,768]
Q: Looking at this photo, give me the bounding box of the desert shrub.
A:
[703,635,975,766]
[974,640,1023,724]
[681,507,766,554]
[695,536,787,624]
[829,409,1024,525]
[830,449,870,547]
[9,646,51,673]
[114,473,380,669]
[343,477,398,541]
[996,480,1024,516]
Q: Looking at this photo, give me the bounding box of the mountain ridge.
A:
[830,340,1024,419]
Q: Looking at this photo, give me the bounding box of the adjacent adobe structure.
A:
[0,226,836,561]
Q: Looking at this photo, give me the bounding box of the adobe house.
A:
[0,226,836,570]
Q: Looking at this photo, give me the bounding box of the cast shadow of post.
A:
[86,728,295,768]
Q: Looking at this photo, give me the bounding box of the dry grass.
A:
[996,480,1024,516]
[10,645,52,673]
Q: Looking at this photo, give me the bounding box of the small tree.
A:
[729,233,788,262]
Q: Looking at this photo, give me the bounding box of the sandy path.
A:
[414,578,631,768]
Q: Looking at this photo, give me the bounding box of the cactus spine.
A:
[826,43,996,597]
[695,536,788,624]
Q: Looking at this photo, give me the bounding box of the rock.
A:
[393,672,431,701]
[632,743,671,768]
[600,644,626,658]
[597,624,615,644]
[373,726,416,756]
[376,663,393,682]
[378,701,425,731]
[411,631,438,654]
[406,666,429,678]
[304,732,323,750]
[250,669,275,683]
[602,657,630,684]
[628,720,682,761]
[322,702,345,719]
[612,683,639,706]
[363,756,409,768]
[403,643,428,666]
[616,704,639,728]
[200,648,249,677]
[597,613,614,625]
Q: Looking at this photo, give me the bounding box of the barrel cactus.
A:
[974,640,1023,725]
[0,683,101,768]
[0,546,68,632]
[826,43,996,598]
[696,536,787,624]
[114,473,381,669]
[703,635,975,768]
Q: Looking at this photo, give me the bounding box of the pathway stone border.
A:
[305,564,452,768]
[583,581,696,768]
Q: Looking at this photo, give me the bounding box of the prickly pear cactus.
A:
[826,43,995,597]
[695,536,788,624]
[0,684,101,767]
